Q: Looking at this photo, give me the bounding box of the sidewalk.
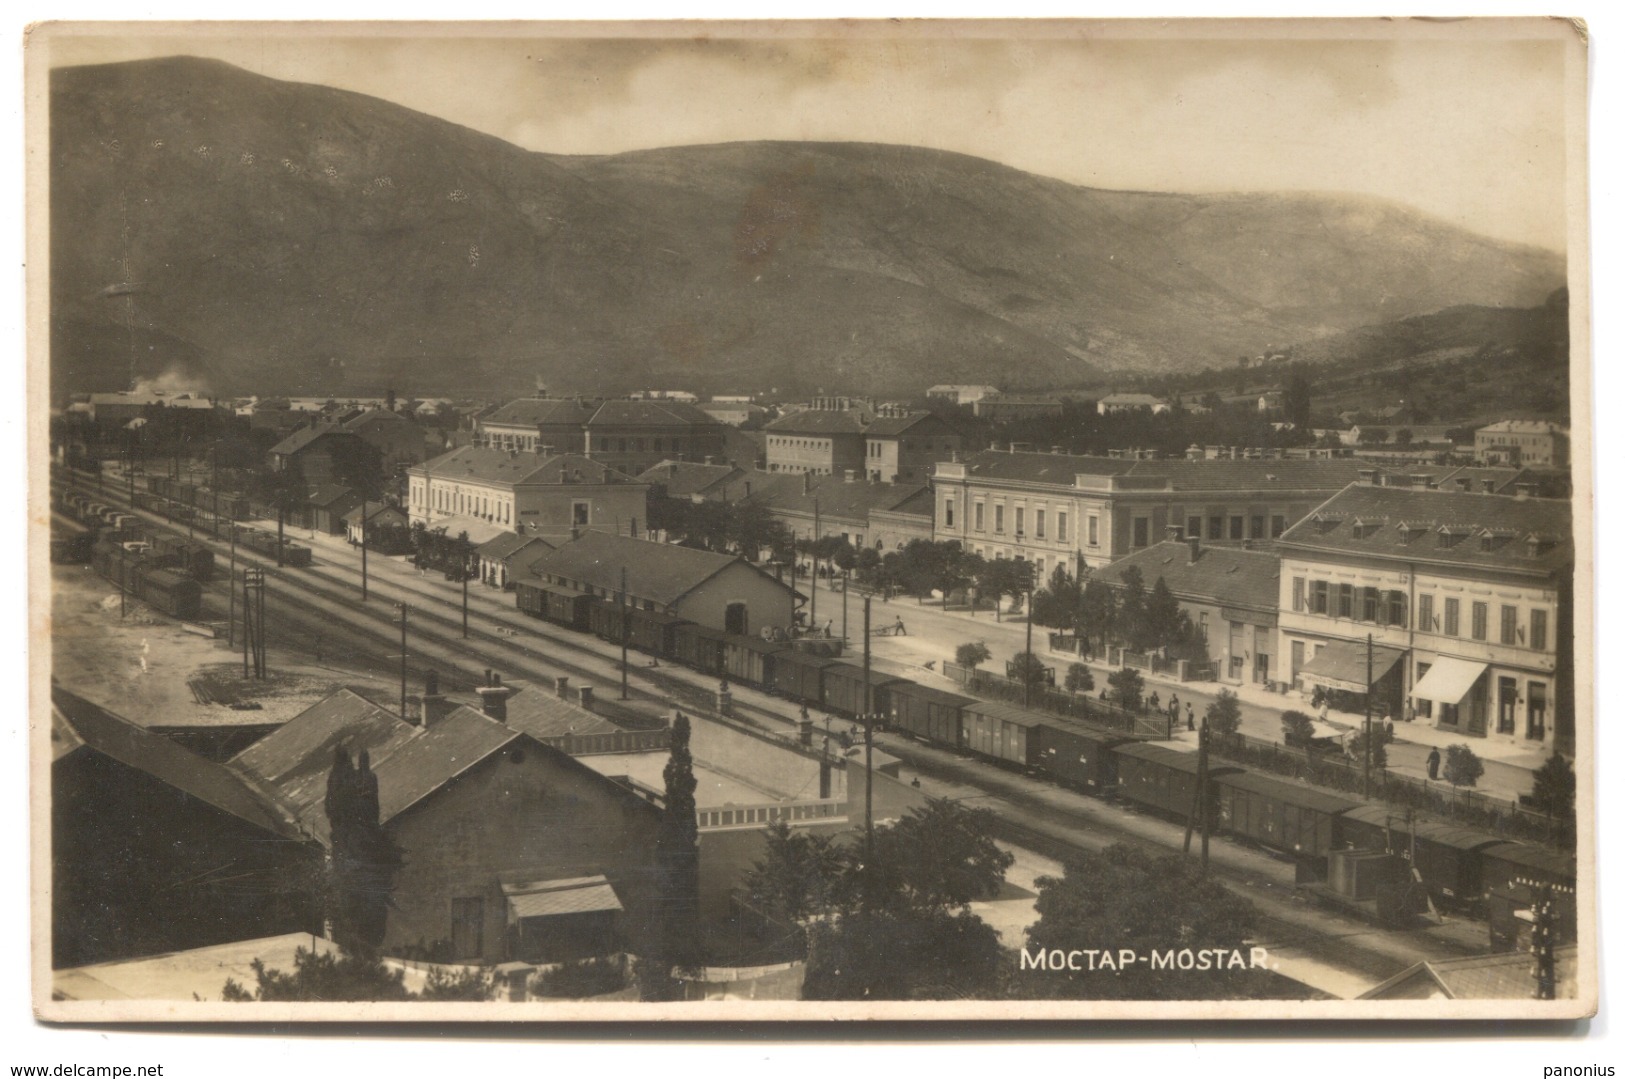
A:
[798,573,1542,804]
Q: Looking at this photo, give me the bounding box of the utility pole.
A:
[810,498,820,633]
[461,535,470,638]
[1364,632,1374,800]
[396,603,409,722]
[842,569,850,644]
[227,526,237,648]
[360,498,369,602]
[119,543,126,619]
[862,596,874,904]
[241,568,266,678]
[620,565,630,700]
[1023,581,1035,708]
[211,448,220,540]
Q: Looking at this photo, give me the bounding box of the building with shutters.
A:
[1276,480,1573,756]
[407,446,648,542]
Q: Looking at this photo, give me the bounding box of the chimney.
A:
[744,480,752,498]
[577,686,595,712]
[1456,478,1473,492]
[476,671,512,722]
[1358,469,1379,486]
[555,675,571,699]
[668,461,679,477]
[1187,535,1201,563]
[1515,482,1537,500]
[417,669,453,727]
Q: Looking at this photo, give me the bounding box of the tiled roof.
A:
[341,409,409,431]
[55,686,301,840]
[475,532,553,562]
[502,687,623,741]
[864,413,949,437]
[588,399,724,428]
[370,706,520,826]
[955,449,1132,485]
[305,484,357,509]
[1124,458,1365,492]
[524,531,781,607]
[1094,540,1280,612]
[1099,393,1164,406]
[1478,420,1567,435]
[746,474,930,520]
[503,876,624,918]
[1360,946,1578,1000]
[269,424,357,457]
[229,689,417,824]
[1278,484,1572,575]
[341,503,408,525]
[481,397,599,429]
[423,513,509,547]
[764,410,871,435]
[635,460,745,498]
[414,447,632,487]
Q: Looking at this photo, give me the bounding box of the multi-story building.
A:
[1475,420,1570,468]
[926,384,1000,406]
[763,408,871,476]
[1096,393,1170,416]
[583,400,730,475]
[341,408,432,471]
[1277,481,1572,756]
[407,446,648,542]
[972,393,1065,422]
[864,412,963,484]
[932,449,1363,579]
[478,396,600,454]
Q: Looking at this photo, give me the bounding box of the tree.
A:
[1443,743,1485,789]
[1007,651,1049,690]
[1283,367,1313,429]
[1020,843,1269,1000]
[867,799,1015,917]
[1348,724,1389,771]
[221,946,410,1002]
[1064,663,1094,695]
[642,712,703,999]
[1280,710,1315,747]
[1107,667,1143,712]
[1204,690,1243,741]
[419,966,496,1001]
[743,820,847,926]
[1145,577,1182,651]
[955,641,992,672]
[1115,566,1150,652]
[1079,579,1117,655]
[323,747,402,956]
[1529,755,1576,820]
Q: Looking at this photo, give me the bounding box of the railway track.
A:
[50,467,1494,990]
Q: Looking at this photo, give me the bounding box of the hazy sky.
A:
[43,22,1574,251]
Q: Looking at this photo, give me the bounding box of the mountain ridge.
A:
[49,56,1566,398]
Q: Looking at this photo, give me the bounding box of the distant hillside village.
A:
[49,371,1577,1002]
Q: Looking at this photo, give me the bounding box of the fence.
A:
[696,798,847,831]
[537,728,672,756]
[942,665,1146,735]
[1210,729,1572,845]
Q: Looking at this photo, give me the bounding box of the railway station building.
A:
[407,446,648,542]
[1276,480,1573,757]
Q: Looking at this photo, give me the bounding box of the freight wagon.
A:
[722,635,785,686]
[1213,771,1360,862]
[1112,742,1241,821]
[960,699,1042,768]
[887,682,972,749]
[1481,842,1579,950]
[821,663,906,719]
[768,650,841,710]
[1030,723,1137,795]
[1337,806,1504,909]
[673,623,730,676]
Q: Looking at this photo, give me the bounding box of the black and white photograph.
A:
[26,16,1595,1023]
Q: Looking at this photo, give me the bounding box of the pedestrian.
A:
[1149,691,1161,715]
[1186,703,1196,732]
[1426,746,1441,780]
[1169,693,1180,717]
[895,617,907,636]
[1318,698,1330,723]
[800,703,811,723]
[911,776,922,789]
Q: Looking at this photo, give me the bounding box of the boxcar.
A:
[1481,842,1579,950]
[673,623,730,675]
[1031,723,1137,794]
[134,565,202,620]
[537,582,595,630]
[515,577,547,620]
[722,634,785,687]
[1337,806,1502,908]
[888,682,972,749]
[588,598,627,643]
[821,663,906,719]
[1214,771,1360,862]
[769,650,840,709]
[626,608,689,657]
[1112,742,1241,820]
[959,699,1045,767]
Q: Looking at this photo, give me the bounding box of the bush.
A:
[533,956,630,999]
[1443,744,1485,789]
[1107,667,1144,712]
[1204,690,1242,740]
[1007,651,1050,688]
[420,965,495,1001]
[1280,710,1315,747]
[1065,663,1094,694]
[1529,755,1576,818]
[955,641,992,671]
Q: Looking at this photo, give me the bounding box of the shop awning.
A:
[1300,640,1405,694]
[503,876,623,922]
[1410,657,1488,705]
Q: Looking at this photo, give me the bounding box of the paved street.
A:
[800,572,1543,804]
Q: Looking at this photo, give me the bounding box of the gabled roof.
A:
[1098,393,1165,406]
[1359,946,1578,1000]
[864,412,953,438]
[475,532,554,562]
[953,449,1132,485]
[55,686,302,841]
[269,424,360,457]
[502,686,623,741]
[422,513,509,547]
[1094,540,1281,613]
[229,689,417,824]
[305,484,358,509]
[481,396,600,429]
[1278,484,1572,575]
[1124,458,1365,492]
[1478,420,1567,435]
[635,460,746,499]
[413,447,634,488]
[588,399,724,428]
[524,531,789,608]
[746,473,930,520]
[369,707,520,827]
[764,409,871,435]
[341,408,409,431]
[341,502,409,526]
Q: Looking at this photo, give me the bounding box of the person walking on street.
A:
[895,617,907,636]
[1186,703,1196,732]
[1148,691,1161,716]
[1426,746,1441,780]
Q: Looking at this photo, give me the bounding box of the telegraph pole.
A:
[620,565,630,700]
[119,543,126,619]
[461,535,470,638]
[1023,581,1035,708]
[1364,632,1374,800]
[360,498,369,602]
[842,569,850,644]
[810,498,820,633]
[396,603,409,722]
[227,526,237,648]
[862,596,874,898]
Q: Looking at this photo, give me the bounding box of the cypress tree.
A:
[642,713,703,999]
[323,746,402,956]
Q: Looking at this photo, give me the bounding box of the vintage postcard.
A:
[28,17,1594,1021]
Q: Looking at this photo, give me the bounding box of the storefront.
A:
[1297,639,1406,717]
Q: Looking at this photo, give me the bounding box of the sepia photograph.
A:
[26,16,1595,1023]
